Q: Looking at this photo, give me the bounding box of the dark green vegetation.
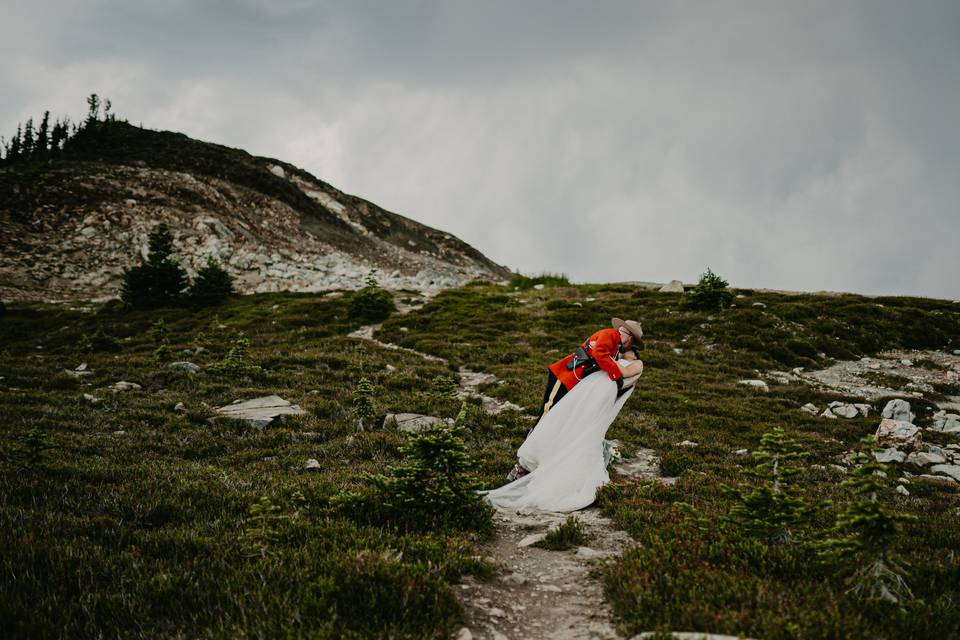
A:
[533,516,590,551]
[2,281,959,639]
[681,267,735,311]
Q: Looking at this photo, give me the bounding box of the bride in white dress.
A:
[482,351,643,513]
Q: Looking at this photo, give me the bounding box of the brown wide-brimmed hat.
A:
[611,317,643,343]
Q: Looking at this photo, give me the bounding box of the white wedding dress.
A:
[482,360,639,513]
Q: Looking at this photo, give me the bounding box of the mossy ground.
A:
[2,283,959,639]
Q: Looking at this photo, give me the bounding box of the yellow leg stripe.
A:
[541,379,564,416]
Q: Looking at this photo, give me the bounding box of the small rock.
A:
[915,473,957,485]
[734,448,749,455]
[82,393,101,406]
[532,284,545,290]
[874,448,906,463]
[304,458,321,471]
[820,408,838,419]
[832,404,860,419]
[518,534,546,547]
[383,413,441,433]
[854,403,871,417]
[487,607,506,617]
[168,361,201,373]
[930,413,960,434]
[752,302,767,308]
[213,395,306,429]
[539,584,563,592]
[505,572,527,585]
[896,485,910,496]
[800,403,819,415]
[113,430,126,435]
[268,164,286,178]
[575,546,607,560]
[881,399,915,423]
[110,381,142,392]
[673,348,683,355]
[455,629,473,640]
[738,379,769,392]
[173,402,186,414]
[677,440,699,447]
[875,418,921,450]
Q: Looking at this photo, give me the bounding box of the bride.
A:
[482,349,644,513]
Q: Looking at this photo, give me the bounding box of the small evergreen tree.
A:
[50,119,68,151]
[22,118,35,158]
[724,427,816,545]
[36,111,50,155]
[819,436,916,604]
[352,376,376,430]
[86,93,101,126]
[681,267,735,311]
[120,222,188,308]
[9,124,22,161]
[188,257,235,306]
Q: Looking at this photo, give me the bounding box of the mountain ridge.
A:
[0,121,511,302]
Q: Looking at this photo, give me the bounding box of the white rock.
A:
[110,381,142,392]
[173,402,186,414]
[854,403,872,417]
[896,485,910,496]
[881,399,915,423]
[875,418,921,450]
[533,283,545,290]
[304,458,321,470]
[734,449,749,455]
[575,546,608,560]
[906,451,946,466]
[268,164,285,178]
[383,413,441,433]
[915,473,957,485]
[539,584,563,592]
[518,533,546,548]
[874,448,906,463]
[820,408,838,419]
[214,395,306,428]
[832,404,860,419]
[930,413,960,434]
[800,403,819,415]
[168,361,201,373]
[455,628,473,640]
[505,572,527,585]
[82,393,101,406]
[677,440,699,447]
[659,280,685,293]
[738,379,769,392]
[930,464,960,481]
[752,302,767,308]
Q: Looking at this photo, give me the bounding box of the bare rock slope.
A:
[0,122,510,302]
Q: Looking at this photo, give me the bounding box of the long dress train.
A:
[481,366,637,513]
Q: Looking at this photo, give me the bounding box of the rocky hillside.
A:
[0,121,510,302]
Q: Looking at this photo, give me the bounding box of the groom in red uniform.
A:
[507,317,643,481]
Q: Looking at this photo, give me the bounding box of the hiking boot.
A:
[506,462,530,482]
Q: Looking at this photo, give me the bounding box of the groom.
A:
[507,317,643,481]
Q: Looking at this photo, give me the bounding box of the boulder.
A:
[214,395,305,428]
[881,399,915,423]
[930,464,960,482]
[906,451,946,466]
[930,412,960,434]
[383,413,441,433]
[831,403,860,419]
[875,418,921,450]
[659,280,685,293]
[738,379,769,392]
[854,403,872,417]
[874,448,906,464]
[169,361,201,373]
[110,381,142,392]
[800,403,819,415]
[820,408,838,419]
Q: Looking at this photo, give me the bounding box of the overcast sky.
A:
[3,1,959,298]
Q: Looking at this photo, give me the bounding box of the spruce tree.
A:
[50,119,67,152]
[9,124,22,161]
[86,93,101,127]
[188,257,235,306]
[352,376,376,431]
[36,111,50,155]
[681,267,735,311]
[724,427,815,544]
[819,436,916,604]
[22,118,35,158]
[120,222,188,308]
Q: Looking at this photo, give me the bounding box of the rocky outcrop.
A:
[0,123,510,302]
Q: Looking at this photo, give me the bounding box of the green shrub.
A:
[188,257,235,306]
[336,407,493,534]
[79,325,121,353]
[352,376,376,430]
[534,516,589,550]
[348,286,395,323]
[309,550,461,639]
[239,496,288,558]
[206,333,261,377]
[120,222,188,308]
[681,268,734,311]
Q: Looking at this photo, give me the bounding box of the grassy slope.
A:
[1,281,959,639]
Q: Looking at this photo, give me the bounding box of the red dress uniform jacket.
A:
[547,328,623,391]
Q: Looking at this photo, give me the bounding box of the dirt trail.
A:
[349,303,667,639]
